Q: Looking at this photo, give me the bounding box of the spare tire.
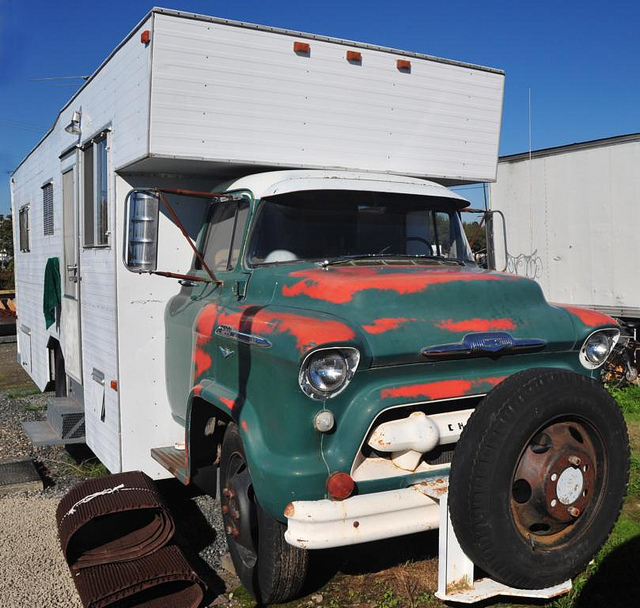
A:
[449,368,629,589]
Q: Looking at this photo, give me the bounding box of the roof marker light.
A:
[347,50,362,63]
[294,41,311,55]
[140,30,151,45]
[397,59,411,72]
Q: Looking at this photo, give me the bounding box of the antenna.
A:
[528,87,534,249]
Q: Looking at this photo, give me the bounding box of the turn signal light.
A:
[326,472,355,501]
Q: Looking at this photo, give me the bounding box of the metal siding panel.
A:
[149,15,503,182]
[492,140,640,313]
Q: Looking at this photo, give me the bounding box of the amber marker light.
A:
[397,59,411,71]
[294,41,311,54]
[327,472,355,501]
[347,50,362,63]
[140,30,151,45]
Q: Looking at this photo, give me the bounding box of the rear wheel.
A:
[219,423,308,604]
[449,368,629,589]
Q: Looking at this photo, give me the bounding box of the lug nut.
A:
[567,506,580,517]
[568,455,581,466]
[225,525,234,535]
[231,509,240,521]
[221,505,229,514]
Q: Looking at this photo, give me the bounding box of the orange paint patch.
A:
[193,348,212,378]
[241,420,248,432]
[362,317,415,334]
[381,376,506,400]
[436,318,516,332]
[282,267,513,304]
[559,305,618,328]
[219,396,235,411]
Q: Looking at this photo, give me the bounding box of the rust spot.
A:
[353,520,360,528]
[436,318,516,332]
[284,503,295,518]
[362,317,416,334]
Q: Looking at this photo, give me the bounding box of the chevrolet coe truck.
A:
[11,8,629,605]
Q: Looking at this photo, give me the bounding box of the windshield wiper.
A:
[317,254,462,268]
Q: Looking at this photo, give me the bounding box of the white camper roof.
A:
[221,170,470,207]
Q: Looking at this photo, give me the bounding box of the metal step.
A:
[151,446,189,484]
[21,396,85,446]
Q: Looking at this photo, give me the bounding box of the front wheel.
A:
[219,423,309,604]
[449,368,629,589]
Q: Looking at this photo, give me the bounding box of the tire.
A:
[449,368,629,589]
[220,423,309,604]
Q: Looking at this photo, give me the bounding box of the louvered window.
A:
[42,182,54,235]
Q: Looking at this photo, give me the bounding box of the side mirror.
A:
[124,190,159,273]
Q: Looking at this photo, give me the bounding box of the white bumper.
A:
[284,483,441,549]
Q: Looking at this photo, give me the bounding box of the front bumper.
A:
[284,480,445,549]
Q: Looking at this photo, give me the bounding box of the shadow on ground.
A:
[573,535,640,608]
[156,478,228,604]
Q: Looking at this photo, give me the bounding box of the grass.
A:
[6,387,40,399]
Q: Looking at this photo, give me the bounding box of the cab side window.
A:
[200,200,249,272]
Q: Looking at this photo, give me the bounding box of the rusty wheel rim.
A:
[221,451,258,568]
[510,418,604,548]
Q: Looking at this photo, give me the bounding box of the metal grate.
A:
[42,182,54,235]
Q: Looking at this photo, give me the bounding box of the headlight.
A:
[299,348,360,399]
[579,329,620,369]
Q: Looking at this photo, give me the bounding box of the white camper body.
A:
[489,134,640,322]
[11,8,504,478]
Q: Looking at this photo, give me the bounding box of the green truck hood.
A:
[253,263,578,367]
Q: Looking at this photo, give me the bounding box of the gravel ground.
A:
[0,342,239,607]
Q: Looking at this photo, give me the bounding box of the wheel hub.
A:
[510,420,599,542]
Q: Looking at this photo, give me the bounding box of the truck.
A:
[11,8,629,605]
[489,133,640,385]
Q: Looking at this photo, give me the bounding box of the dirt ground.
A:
[0,340,35,392]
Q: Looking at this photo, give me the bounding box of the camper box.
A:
[11,8,504,478]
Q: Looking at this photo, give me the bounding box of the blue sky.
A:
[1,0,639,215]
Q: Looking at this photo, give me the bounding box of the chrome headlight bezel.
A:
[299,347,360,400]
[579,328,620,370]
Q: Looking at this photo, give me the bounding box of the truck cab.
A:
[126,169,628,604]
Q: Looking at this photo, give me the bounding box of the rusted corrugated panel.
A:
[56,471,174,569]
[72,543,205,608]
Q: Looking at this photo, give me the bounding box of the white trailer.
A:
[489,133,640,378]
[11,7,504,479]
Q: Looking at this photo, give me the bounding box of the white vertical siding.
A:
[11,16,153,473]
[491,140,640,313]
[149,13,503,182]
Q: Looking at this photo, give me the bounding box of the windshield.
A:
[247,190,473,265]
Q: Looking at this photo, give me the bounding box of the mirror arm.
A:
[151,271,211,282]
[155,189,221,285]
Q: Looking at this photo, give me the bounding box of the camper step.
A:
[151,446,189,484]
[21,396,85,446]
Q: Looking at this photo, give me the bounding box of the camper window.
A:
[19,205,30,252]
[42,182,54,236]
[83,136,109,247]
